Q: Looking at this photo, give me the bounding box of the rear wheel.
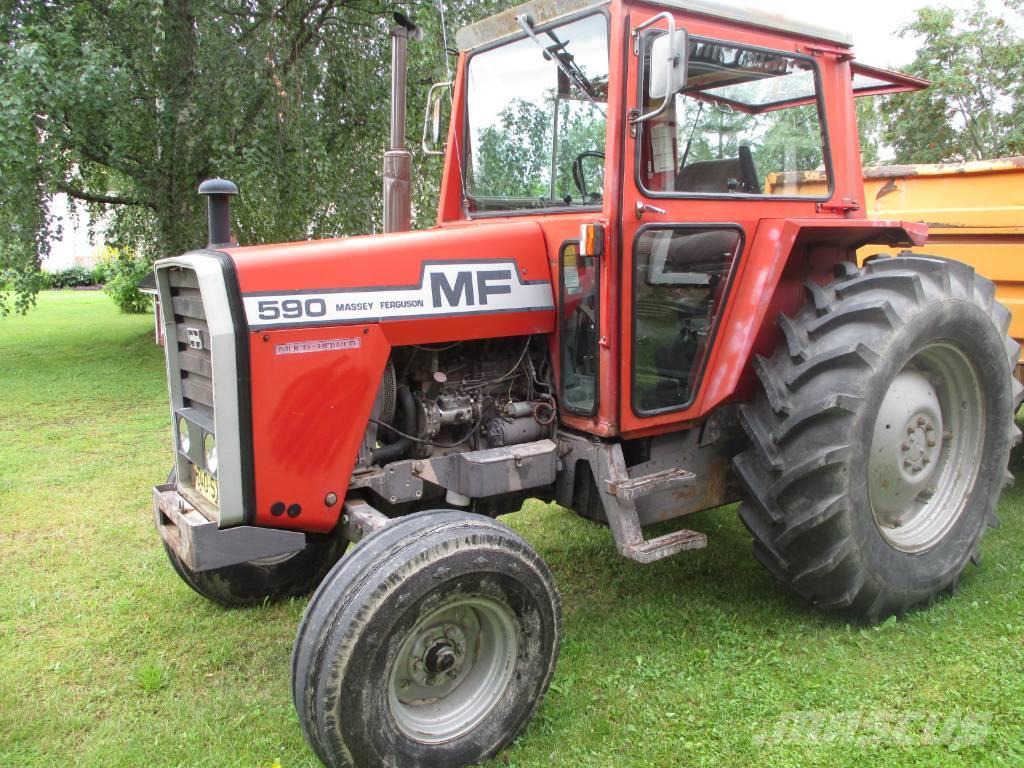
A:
[292,510,561,768]
[734,255,1023,622]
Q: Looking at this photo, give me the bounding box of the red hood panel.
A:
[224,221,555,332]
[226,221,548,292]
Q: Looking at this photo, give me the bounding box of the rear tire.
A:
[291,510,561,768]
[734,255,1024,622]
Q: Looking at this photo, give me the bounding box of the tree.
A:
[471,96,606,203]
[0,0,500,315]
[881,1,1024,164]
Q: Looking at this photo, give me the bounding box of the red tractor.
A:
[151,0,1023,765]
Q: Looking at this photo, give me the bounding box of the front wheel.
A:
[163,535,347,608]
[161,469,348,608]
[735,255,1023,622]
[292,510,562,768]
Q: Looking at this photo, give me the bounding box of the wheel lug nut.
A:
[906,425,915,435]
[904,459,912,468]
[917,416,926,426]
[901,441,910,451]
[925,424,935,432]
[447,669,458,679]
[400,679,409,690]
[927,439,936,447]
[922,456,930,465]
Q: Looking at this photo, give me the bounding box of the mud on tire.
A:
[734,255,1024,623]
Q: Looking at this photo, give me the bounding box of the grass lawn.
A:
[2,290,1024,767]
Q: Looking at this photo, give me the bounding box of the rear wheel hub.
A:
[869,342,984,553]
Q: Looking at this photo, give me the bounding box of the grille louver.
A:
[168,268,214,419]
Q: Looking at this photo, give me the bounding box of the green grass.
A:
[2,291,1024,767]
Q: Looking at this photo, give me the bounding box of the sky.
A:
[734,0,1019,67]
[44,0,1022,268]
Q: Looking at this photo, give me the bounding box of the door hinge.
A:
[817,197,861,214]
[628,108,639,137]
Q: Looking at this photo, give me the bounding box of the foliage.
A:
[45,265,95,289]
[103,254,153,314]
[91,260,114,287]
[474,100,554,198]
[0,0,504,316]
[677,100,826,186]
[857,98,883,167]
[881,1,1024,164]
[472,98,606,202]
[5,291,1024,766]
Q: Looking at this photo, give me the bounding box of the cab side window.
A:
[640,38,830,198]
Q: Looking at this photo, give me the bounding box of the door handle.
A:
[635,201,667,219]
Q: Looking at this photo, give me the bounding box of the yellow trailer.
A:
[771,156,1024,360]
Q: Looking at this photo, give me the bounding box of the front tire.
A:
[734,255,1023,622]
[164,536,347,608]
[291,510,562,768]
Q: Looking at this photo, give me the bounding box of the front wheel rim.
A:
[387,595,519,744]
[868,342,985,553]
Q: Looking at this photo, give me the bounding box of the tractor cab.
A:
[438,0,926,441]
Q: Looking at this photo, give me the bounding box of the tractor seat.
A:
[676,145,760,194]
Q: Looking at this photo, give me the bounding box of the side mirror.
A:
[631,13,688,125]
[421,81,452,156]
[649,29,688,101]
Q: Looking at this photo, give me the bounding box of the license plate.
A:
[192,465,219,506]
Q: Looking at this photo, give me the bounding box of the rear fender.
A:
[701,218,927,412]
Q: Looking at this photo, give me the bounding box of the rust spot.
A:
[875,177,899,200]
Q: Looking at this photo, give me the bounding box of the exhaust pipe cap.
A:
[198,178,239,198]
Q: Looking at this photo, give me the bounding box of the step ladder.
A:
[582,440,708,564]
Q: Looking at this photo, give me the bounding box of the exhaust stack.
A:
[198,178,239,247]
[384,12,421,233]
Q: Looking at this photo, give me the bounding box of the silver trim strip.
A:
[155,253,248,528]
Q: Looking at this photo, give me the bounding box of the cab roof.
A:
[455,0,853,51]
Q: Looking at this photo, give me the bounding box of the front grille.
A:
[156,255,248,526]
[167,268,214,420]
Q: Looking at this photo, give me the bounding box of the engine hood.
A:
[222,220,556,333]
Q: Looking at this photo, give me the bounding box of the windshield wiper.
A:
[515,14,606,118]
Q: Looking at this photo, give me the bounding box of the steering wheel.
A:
[572,151,605,201]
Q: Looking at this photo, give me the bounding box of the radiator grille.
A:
[167,268,214,420]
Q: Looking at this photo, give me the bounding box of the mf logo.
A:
[430,269,513,308]
[187,328,204,351]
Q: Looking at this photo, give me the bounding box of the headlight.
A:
[204,433,217,474]
[178,416,190,453]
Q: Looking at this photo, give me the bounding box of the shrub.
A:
[47,265,95,288]
[104,254,153,314]
[91,261,115,286]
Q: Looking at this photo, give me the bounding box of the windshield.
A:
[465,13,609,213]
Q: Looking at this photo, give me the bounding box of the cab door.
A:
[617,8,837,435]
